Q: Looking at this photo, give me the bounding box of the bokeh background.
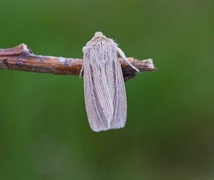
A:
[0,0,213,179]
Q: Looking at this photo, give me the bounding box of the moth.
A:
[80,32,139,132]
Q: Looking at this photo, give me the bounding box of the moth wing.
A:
[109,58,127,129]
[83,41,127,132]
[83,50,114,132]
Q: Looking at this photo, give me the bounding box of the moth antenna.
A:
[117,47,139,72]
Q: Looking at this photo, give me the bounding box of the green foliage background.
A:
[0,0,213,179]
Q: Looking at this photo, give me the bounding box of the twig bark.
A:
[0,44,157,81]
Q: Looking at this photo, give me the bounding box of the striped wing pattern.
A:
[83,40,127,132]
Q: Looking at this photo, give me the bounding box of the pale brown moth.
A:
[80,32,139,132]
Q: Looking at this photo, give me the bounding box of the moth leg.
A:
[79,65,84,78]
[117,47,139,72]
[80,47,86,78]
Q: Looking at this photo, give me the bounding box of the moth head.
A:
[94,32,104,38]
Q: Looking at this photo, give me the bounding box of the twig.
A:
[0,44,157,81]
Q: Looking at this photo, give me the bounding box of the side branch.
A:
[0,44,157,81]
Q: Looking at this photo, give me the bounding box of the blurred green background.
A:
[0,0,213,179]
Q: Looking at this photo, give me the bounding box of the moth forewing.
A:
[82,32,138,132]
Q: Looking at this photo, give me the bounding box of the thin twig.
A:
[0,44,157,81]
